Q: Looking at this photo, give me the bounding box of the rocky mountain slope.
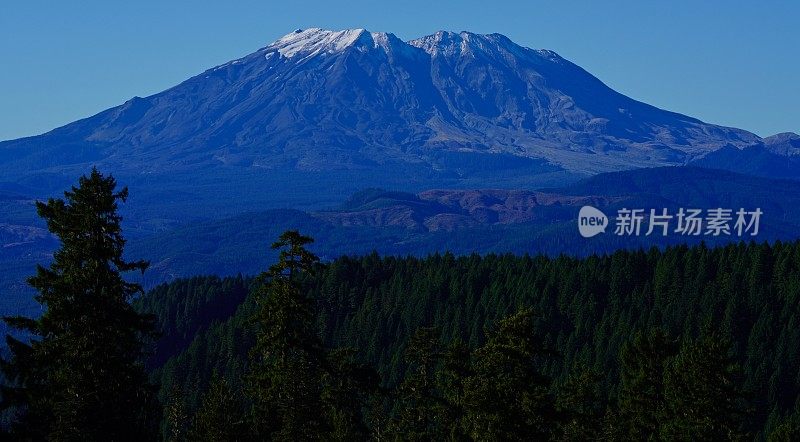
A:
[0,28,767,204]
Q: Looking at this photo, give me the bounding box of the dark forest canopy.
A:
[146,240,800,440]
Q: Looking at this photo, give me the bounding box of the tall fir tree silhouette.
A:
[246,230,327,438]
[0,168,158,440]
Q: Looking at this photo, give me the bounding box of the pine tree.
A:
[0,168,158,440]
[616,328,678,439]
[165,385,189,441]
[556,366,605,441]
[391,326,446,441]
[436,340,472,441]
[188,375,245,442]
[768,410,800,441]
[246,230,327,439]
[661,334,750,441]
[461,307,558,440]
[321,348,380,441]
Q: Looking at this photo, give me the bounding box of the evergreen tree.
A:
[140,240,800,438]
[556,367,605,441]
[165,385,189,442]
[246,230,326,439]
[768,410,800,442]
[0,168,158,440]
[461,307,558,440]
[661,334,750,441]
[321,348,380,441]
[188,375,245,442]
[616,328,678,439]
[436,340,472,441]
[391,326,446,441]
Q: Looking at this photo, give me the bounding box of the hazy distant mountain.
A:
[0,28,768,212]
[691,132,800,179]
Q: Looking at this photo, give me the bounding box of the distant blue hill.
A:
[125,166,800,282]
[690,133,800,179]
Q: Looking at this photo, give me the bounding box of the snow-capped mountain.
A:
[0,28,791,216]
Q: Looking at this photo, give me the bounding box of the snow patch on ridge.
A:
[269,28,425,60]
[266,28,564,63]
[271,28,369,58]
[408,31,510,57]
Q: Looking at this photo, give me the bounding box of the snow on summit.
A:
[268,28,560,61]
[271,28,370,58]
[268,28,415,60]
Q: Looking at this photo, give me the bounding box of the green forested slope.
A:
[143,241,800,438]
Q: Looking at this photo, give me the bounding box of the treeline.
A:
[152,243,800,440]
[3,169,800,440]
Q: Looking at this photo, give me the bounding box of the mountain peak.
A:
[269,28,405,59]
[0,26,762,183]
[407,30,559,61]
[270,28,367,58]
[268,28,559,62]
[408,30,492,56]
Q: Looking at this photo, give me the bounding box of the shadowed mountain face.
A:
[0,28,763,201]
[691,132,800,179]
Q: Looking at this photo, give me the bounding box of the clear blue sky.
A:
[1,0,797,141]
